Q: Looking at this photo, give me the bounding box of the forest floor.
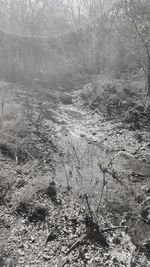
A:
[0,79,150,266]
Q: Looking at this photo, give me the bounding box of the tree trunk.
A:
[147,56,150,96]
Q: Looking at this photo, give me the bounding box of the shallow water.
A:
[53,105,150,245]
[51,105,150,216]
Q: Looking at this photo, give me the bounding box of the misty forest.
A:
[0,0,150,266]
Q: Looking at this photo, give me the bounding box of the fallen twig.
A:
[61,235,86,267]
[101,225,128,233]
[45,229,56,246]
[66,234,86,255]
[59,154,71,189]
[61,258,69,267]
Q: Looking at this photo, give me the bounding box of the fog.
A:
[0,1,150,266]
[0,0,148,91]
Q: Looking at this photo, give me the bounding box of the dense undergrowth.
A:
[79,74,150,131]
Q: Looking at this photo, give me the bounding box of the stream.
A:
[51,103,150,245]
[6,81,150,246]
[54,104,150,189]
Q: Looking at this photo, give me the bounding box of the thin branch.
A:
[101,226,128,233]
[124,0,150,59]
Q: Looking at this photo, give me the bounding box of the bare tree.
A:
[0,0,65,35]
[124,0,150,96]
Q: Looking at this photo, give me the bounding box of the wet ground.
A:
[54,103,150,188]
[1,81,150,247]
[1,80,150,194]
[52,103,150,247]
